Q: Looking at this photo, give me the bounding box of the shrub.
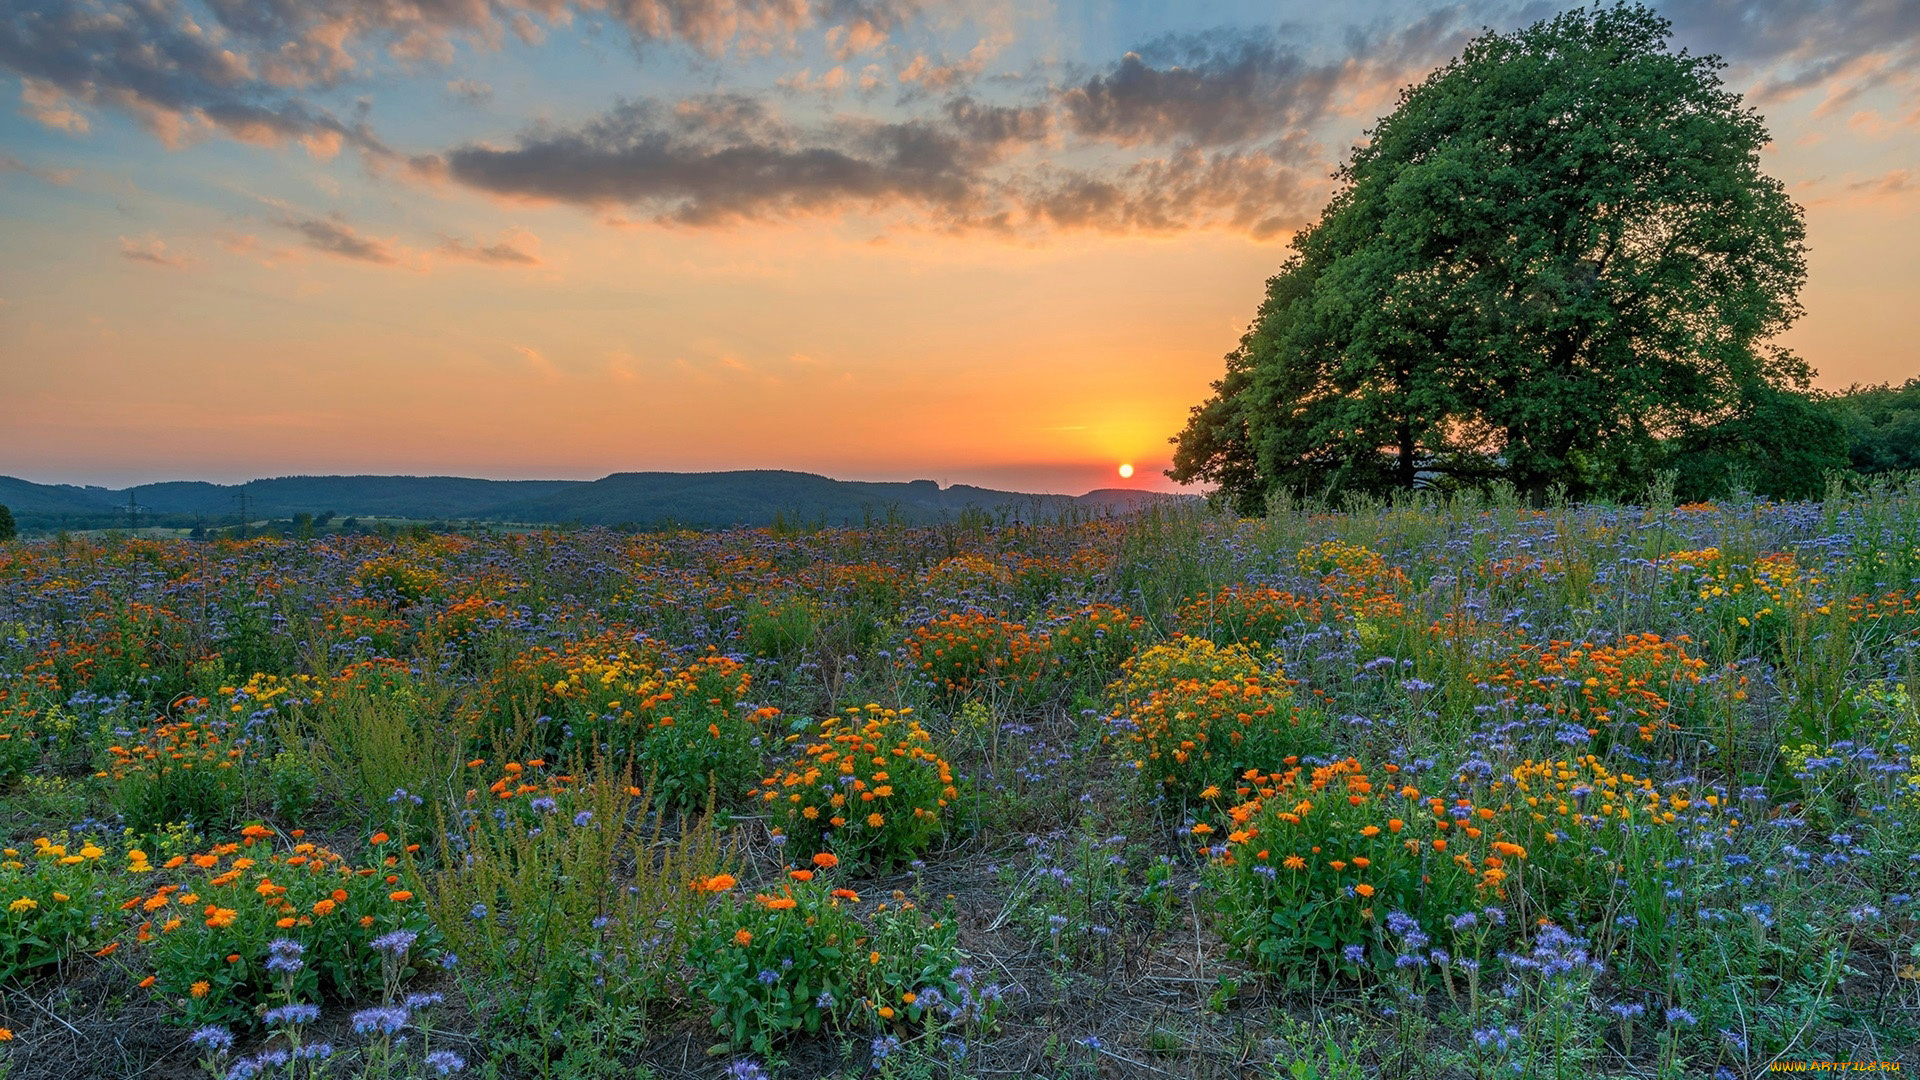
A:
[905,612,1052,707]
[422,762,727,1033]
[1106,637,1320,802]
[99,714,261,833]
[480,643,775,810]
[132,826,442,1026]
[1046,603,1147,689]
[754,705,957,869]
[1176,586,1328,648]
[0,834,129,984]
[687,867,972,1054]
[351,555,440,609]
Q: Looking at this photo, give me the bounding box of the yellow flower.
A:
[190,980,210,999]
[8,897,36,914]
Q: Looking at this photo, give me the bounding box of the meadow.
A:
[0,481,1916,1080]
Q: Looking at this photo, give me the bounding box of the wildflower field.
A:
[1,485,1918,1079]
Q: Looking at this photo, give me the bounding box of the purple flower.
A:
[263,1004,320,1027]
[351,1006,410,1036]
[425,1050,466,1075]
[370,929,418,956]
[188,1025,234,1053]
[1343,944,1366,964]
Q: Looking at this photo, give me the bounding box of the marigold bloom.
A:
[789,870,813,882]
[866,813,885,828]
[1283,855,1306,870]
[733,929,753,947]
[389,891,414,903]
[190,981,210,998]
[1354,884,1375,898]
[812,853,838,869]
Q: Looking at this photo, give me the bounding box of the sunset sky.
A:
[3,0,1917,494]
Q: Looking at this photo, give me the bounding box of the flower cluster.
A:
[906,612,1052,706]
[1106,638,1318,801]
[754,705,957,869]
[130,828,441,1024]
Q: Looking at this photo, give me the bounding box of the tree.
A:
[1828,379,1920,475]
[1172,4,1809,502]
[0,504,14,543]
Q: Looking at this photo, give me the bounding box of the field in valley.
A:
[1,488,1917,1079]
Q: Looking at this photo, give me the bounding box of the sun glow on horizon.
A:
[1118,463,1134,479]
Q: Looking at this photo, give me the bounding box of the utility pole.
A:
[233,486,252,536]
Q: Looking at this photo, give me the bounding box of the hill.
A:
[0,471,1196,532]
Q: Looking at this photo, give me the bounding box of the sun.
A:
[1117,463,1134,479]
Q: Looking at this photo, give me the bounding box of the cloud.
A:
[274,212,404,264]
[1060,36,1349,148]
[438,228,543,264]
[1655,0,1920,111]
[0,152,76,185]
[446,78,493,107]
[1843,169,1914,201]
[0,0,936,159]
[1022,143,1319,239]
[0,0,390,155]
[436,93,1001,225]
[119,236,190,268]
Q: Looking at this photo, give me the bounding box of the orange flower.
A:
[1354,883,1375,898]
[312,899,336,917]
[789,869,814,882]
[139,975,156,989]
[866,813,885,828]
[371,832,390,846]
[692,873,737,893]
[190,980,210,999]
[811,853,839,869]
[733,929,753,946]
[1359,825,1381,837]
[1432,839,1447,852]
[831,888,860,902]
[93,942,120,958]
[389,890,413,903]
[1387,819,1404,833]
[1283,855,1306,871]
[1329,860,1347,871]
[878,1006,895,1020]
[226,954,241,964]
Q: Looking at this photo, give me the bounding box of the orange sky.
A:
[2,1,1916,494]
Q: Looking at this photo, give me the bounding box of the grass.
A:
[0,486,1915,1078]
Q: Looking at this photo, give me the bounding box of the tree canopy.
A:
[1171,3,1814,505]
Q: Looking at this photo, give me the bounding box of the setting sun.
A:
[1118,463,1135,479]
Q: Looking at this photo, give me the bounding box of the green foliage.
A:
[1829,377,1920,475]
[687,875,973,1055]
[755,705,958,870]
[0,835,125,985]
[135,830,443,1027]
[420,765,725,1017]
[1173,4,1812,502]
[0,505,14,543]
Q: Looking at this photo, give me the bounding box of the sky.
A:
[2,1,1917,495]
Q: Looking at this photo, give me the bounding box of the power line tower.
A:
[232,486,252,536]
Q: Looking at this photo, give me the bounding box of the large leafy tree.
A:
[1172,4,1810,502]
